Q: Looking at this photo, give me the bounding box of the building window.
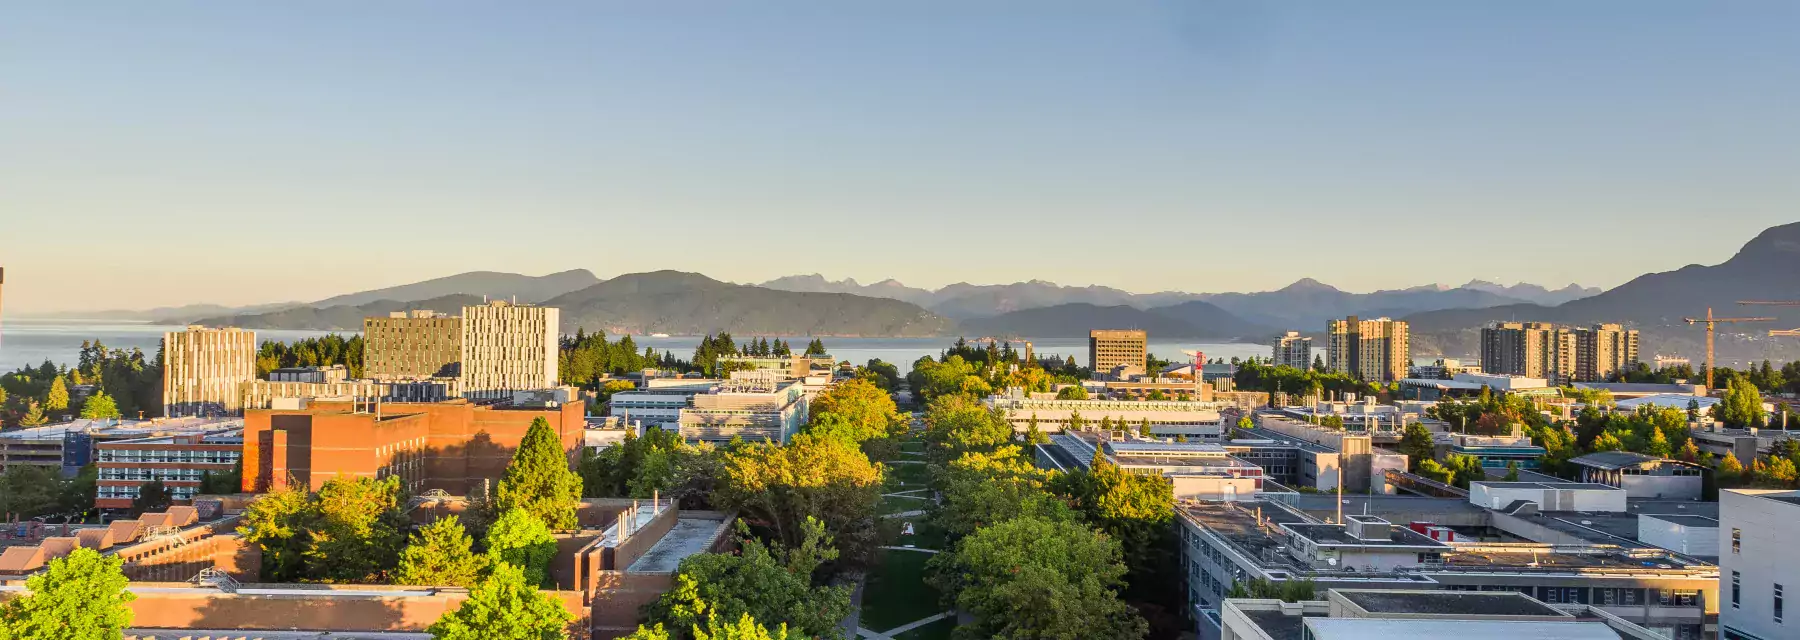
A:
[1732,571,1741,609]
[1733,528,1742,554]
[1778,584,1785,624]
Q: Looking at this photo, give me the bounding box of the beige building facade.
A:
[364,310,463,380]
[1481,321,1638,383]
[162,326,257,417]
[1088,329,1147,374]
[459,301,559,399]
[1576,323,1639,382]
[1271,331,1313,369]
[1326,317,1409,382]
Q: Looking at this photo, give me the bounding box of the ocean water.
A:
[0,319,1271,375]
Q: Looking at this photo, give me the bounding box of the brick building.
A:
[95,431,244,510]
[241,398,584,494]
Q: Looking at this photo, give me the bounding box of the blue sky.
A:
[3,1,1797,311]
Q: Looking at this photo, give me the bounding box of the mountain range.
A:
[135,222,1800,364]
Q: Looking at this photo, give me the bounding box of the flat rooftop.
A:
[1338,590,1564,616]
[1302,619,1620,639]
[1283,524,1448,549]
[1475,481,1620,491]
[1640,514,1719,528]
[1241,608,1317,640]
[627,517,730,574]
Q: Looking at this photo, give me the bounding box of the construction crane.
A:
[1684,307,1775,388]
[1737,301,1800,337]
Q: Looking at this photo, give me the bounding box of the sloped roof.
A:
[75,528,116,550]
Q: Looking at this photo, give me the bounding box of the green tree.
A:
[134,479,172,515]
[79,391,121,420]
[0,466,65,521]
[1718,379,1767,429]
[928,516,1146,640]
[1024,414,1048,445]
[396,515,488,588]
[1228,578,1318,602]
[307,476,407,583]
[1503,460,1521,482]
[1646,427,1673,458]
[485,508,559,588]
[714,434,882,566]
[1055,456,1178,608]
[428,561,574,640]
[936,446,1077,538]
[804,378,907,446]
[238,486,315,582]
[0,547,135,639]
[495,417,584,530]
[1055,385,1088,400]
[19,401,48,426]
[44,375,70,413]
[1235,416,1254,431]
[643,519,851,640]
[1718,452,1746,487]
[1397,422,1435,472]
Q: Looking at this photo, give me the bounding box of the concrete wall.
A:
[1637,516,1718,558]
[1470,484,1628,512]
[1170,476,1259,501]
[1620,475,1701,501]
[1719,490,1800,640]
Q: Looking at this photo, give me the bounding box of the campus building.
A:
[1576,323,1641,383]
[1326,317,1409,383]
[985,390,1235,440]
[1270,331,1313,370]
[240,397,585,494]
[1036,434,1265,500]
[675,372,810,444]
[1089,329,1148,375]
[1719,489,1800,640]
[1216,588,1667,640]
[95,430,244,510]
[364,310,463,379]
[162,326,258,417]
[459,301,559,400]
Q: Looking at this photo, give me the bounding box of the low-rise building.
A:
[1719,489,1800,640]
[1399,372,1555,402]
[676,372,809,444]
[267,365,349,384]
[1036,434,1264,500]
[95,430,244,510]
[1468,481,1629,512]
[985,391,1233,439]
[1567,452,1705,501]
[1215,588,1666,640]
[1445,432,1547,471]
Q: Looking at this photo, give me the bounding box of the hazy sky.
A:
[4,1,1797,312]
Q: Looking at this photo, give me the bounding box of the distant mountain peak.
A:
[1280,278,1341,293]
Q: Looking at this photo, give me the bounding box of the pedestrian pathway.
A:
[880,509,927,519]
[881,493,930,501]
[856,612,955,639]
[878,545,941,554]
[884,459,926,465]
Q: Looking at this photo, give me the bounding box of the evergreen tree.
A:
[79,391,121,420]
[396,516,488,588]
[0,547,136,638]
[20,401,48,426]
[1138,418,1152,437]
[1025,414,1048,445]
[45,375,70,413]
[1646,427,1672,458]
[1503,460,1520,481]
[427,561,574,640]
[495,417,584,530]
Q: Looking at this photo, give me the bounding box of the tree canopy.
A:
[0,547,136,639]
[804,378,907,446]
[642,519,851,640]
[928,516,1146,640]
[496,417,584,530]
[428,561,575,640]
[395,515,488,588]
[713,434,882,566]
[485,508,559,588]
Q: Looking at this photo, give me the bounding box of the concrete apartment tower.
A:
[1575,323,1639,382]
[1088,329,1147,374]
[1270,331,1312,369]
[1480,321,1575,382]
[1326,316,1409,383]
[459,301,559,399]
[162,326,258,417]
[364,310,463,379]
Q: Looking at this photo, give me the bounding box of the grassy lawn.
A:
[859,549,946,633]
[892,617,955,640]
[880,494,929,515]
[885,462,930,490]
[880,517,948,551]
[900,440,925,453]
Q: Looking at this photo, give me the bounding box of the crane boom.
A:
[1683,307,1775,388]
